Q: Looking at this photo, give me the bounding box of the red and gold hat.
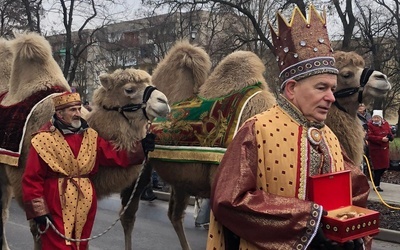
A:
[269,5,338,89]
[52,92,81,110]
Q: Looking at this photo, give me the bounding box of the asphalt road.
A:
[3,195,400,249]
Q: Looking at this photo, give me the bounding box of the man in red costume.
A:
[207,5,371,250]
[22,92,154,250]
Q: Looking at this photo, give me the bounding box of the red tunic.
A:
[367,120,392,170]
[22,125,144,250]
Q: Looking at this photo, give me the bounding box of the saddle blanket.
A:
[0,86,65,167]
[149,83,262,164]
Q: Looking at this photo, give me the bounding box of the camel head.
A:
[0,38,13,93]
[333,51,391,116]
[87,68,169,149]
[95,68,170,121]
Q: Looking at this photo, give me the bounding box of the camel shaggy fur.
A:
[0,32,71,250]
[327,51,391,166]
[0,38,12,94]
[153,40,211,104]
[0,33,170,250]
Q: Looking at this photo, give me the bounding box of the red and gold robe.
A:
[22,121,144,250]
[207,96,370,250]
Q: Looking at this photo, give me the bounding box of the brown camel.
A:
[0,32,170,250]
[118,40,276,250]
[0,32,70,250]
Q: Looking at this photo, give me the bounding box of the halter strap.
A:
[333,68,374,113]
[102,86,157,121]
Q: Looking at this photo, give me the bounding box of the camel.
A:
[327,51,391,166]
[0,37,13,250]
[0,32,170,250]
[117,43,391,250]
[114,40,276,250]
[0,32,71,250]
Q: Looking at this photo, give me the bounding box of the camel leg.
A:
[168,188,191,250]
[120,162,153,250]
[0,172,12,250]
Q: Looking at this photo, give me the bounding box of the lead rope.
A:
[364,154,400,210]
[37,122,153,242]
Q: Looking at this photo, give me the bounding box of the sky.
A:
[41,1,342,42]
[41,0,143,34]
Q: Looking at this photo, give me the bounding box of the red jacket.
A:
[367,120,392,170]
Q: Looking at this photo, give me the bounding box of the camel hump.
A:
[11,32,53,63]
[152,40,211,104]
[199,51,267,98]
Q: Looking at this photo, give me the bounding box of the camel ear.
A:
[99,73,113,90]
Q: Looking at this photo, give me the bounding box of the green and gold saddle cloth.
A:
[149,83,262,164]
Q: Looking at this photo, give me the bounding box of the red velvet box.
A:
[308,170,379,243]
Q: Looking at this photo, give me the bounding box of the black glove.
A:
[33,214,53,226]
[310,220,341,250]
[387,133,394,141]
[341,239,363,250]
[141,133,156,153]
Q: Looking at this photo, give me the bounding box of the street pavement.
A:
[3,188,400,250]
[368,181,400,246]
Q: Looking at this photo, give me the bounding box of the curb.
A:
[374,228,400,244]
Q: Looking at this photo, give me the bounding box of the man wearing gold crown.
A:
[21,92,155,250]
[207,5,371,250]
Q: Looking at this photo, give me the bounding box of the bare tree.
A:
[332,0,356,50]
[21,0,42,33]
[353,0,400,120]
[44,0,133,91]
[0,0,42,36]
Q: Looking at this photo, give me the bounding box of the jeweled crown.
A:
[269,5,338,89]
[53,92,81,110]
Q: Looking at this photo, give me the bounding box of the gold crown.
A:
[269,5,338,89]
[53,92,81,110]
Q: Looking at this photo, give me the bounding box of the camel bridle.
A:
[333,68,374,113]
[102,85,157,121]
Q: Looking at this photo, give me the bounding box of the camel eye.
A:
[124,88,135,95]
[340,71,353,78]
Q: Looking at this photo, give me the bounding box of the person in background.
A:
[357,103,371,127]
[367,110,393,192]
[207,5,370,250]
[194,198,210,229]
[22,92,155,250]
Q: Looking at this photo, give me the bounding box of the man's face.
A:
[358,105,366,114]
[288,74,337,123]
[57,105,82,128]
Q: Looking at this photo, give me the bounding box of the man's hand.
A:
[310,226,340,249]
[33,214,53,226]
[342,239,364,250]
[141,133,156,153]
